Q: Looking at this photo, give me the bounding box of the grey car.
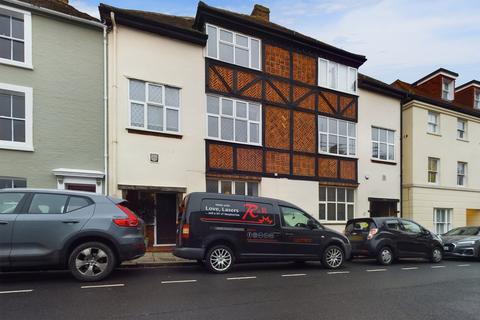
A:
[442,226,480,259]
[0,189,145,281]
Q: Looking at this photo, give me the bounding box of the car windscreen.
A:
[444,227,480,236]
[345,220,376,235]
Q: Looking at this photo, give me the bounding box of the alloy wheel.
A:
[432,248,442,263]
[209,248,232,272]
[75,247,109,277]
[381,248,393,265]
[325,247,343,268]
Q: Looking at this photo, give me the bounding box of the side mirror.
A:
[307,219,317,229]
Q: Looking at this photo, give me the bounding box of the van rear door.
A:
[345,219,376,255]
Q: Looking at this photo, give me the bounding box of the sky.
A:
[71,0,480,85]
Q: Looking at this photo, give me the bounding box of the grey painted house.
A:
[0,0,106,193]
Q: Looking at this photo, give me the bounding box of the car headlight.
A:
[457,240,476,246]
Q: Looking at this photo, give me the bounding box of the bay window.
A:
[318,116,356,156]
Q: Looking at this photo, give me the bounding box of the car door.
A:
[10,193,95,267]
[398,219,428,257]
[279,206,323,257]
[0,192,26,267]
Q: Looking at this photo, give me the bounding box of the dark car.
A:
[174,192,351,273]
[442,226,480,259]
[0,189,145,281]
[345,217,443,265]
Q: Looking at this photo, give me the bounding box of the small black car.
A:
[345,217,443,265]
[442,226,480,259]
[174,192,351,273]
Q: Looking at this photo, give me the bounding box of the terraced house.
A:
[395,69,480,233]
[101,1,404,252]
[0,0,106,193]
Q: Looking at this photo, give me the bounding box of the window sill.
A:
[0,143,34,152]
[427,131,442,137]
[126,128,182,139]
[206,137,262,148]
[0,58,33,70]
[318,152,358,160]
[317,84,358,97]
[457,138,469,143]
[371,158,397,166]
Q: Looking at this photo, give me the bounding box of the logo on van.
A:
[243,203,273,225]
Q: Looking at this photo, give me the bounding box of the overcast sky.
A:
[71,0,480,85]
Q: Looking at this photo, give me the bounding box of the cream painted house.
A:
[395,69,480,234]
[100,4,208,247]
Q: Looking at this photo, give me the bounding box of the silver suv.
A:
[0,189,145,281]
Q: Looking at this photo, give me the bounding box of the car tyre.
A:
[322,245,345,269]
[205,245,235,273]
[68,242,116,282]
[430,247,443,263]
[377,247,394,265]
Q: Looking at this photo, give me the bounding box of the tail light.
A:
[367,228,378,240]
[114,204,139,227]
[181,224,190,239]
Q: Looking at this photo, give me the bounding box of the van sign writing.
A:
[201,200,274,225]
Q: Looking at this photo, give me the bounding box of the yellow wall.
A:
[467,209,480,226]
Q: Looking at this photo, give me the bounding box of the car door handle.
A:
[62,220,80,224]
[0,220,8,225]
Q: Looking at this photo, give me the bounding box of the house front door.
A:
[155,193,177,245]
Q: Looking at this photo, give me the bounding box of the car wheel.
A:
[205,245,235,273]
[430,247,443,263]
[68,242,116,282]
[322,245,345,269]
[377,247,394,265]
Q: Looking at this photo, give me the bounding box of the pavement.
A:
[121,252,194,267]
[1,258,479,320]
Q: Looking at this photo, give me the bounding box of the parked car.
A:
[442,226,480,259]
[174,192,351,273]
[345,217,443,265]
[0,189,145,281]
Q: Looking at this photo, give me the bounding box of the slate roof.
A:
[16,0,99,21]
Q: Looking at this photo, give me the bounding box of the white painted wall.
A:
[108,26,206,196]
[402,100,480,230]
[357,88,402,217]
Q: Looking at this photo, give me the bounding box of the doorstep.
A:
[121,252,195,267]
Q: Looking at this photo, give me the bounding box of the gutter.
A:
[3,0,104,28]
[103,24,108,195]
[110,11,118,196]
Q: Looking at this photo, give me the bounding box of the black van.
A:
[173,193,351,273]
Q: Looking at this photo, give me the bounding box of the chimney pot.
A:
[251,4,270,21]
[58,0,69,4]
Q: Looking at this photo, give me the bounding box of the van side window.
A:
[0,193,25,214]
[280,206,312,229]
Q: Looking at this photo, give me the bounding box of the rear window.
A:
[346,219,376,234]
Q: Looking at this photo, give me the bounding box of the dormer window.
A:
[475,89,480,109]
[318,58,357,94]
[442,78,454,100]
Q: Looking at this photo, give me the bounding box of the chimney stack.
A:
[57,0,69,4]
[251,4,270,21]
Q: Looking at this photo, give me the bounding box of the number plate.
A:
[443,246,450,251]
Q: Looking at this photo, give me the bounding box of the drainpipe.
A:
[110,11,118,197]
[103,25,108,195]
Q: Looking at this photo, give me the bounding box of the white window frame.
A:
[206,94,262,146]
[442,78,454,100]
[457,162,467,187]
[428,157,439,184]
[127,79,181,135]
[0,82,33,151]
[371,127,395,162]
[206,24,261,71]
[318,115,357,157]
[457,118,467,141]
[427,111,440,134]
[318,58,357,95]
[319,187,355,223]
[0,176,26,188]
[474,89,480,110]
[206,179,260,196]
[0,4,32,69]
[433,208,452,234]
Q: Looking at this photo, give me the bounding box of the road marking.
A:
[431,265,446,269]
[227,276,257,281]
[366,268,387,272]
[401,267,419,270]
[161,280,197,284]
[457,264,471,267]
[327,271,350,275]
[81,284,125,289]
[0,289,33,295]
[281,273,307,277]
